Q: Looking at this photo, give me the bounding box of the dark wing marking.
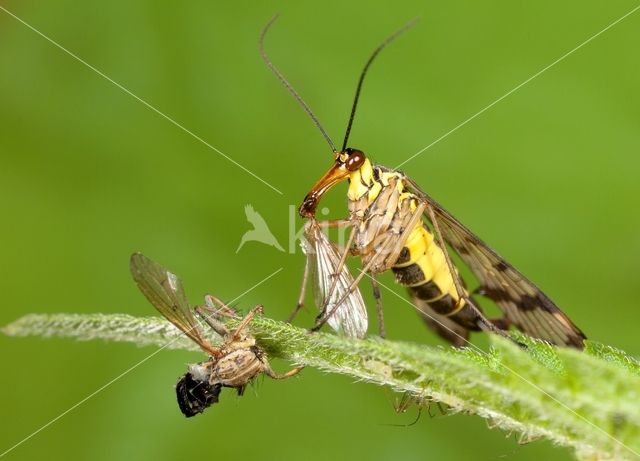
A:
[404,178,586,348]
[130,253,217,354]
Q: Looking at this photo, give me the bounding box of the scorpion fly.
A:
[260,18,586,348]
[294,218,368,338]
[130,252,301,417]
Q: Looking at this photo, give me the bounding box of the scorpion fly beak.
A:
[299,161,349,217]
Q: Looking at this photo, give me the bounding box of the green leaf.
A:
[3,313,639,460]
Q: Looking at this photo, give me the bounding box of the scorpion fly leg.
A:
[318,224,356,314]
[311,226,357,327]
[367,201,430,339]
[302,219,367,338]
[288,248,311,323]
[314,218,417,336]
[370,275,385,338]
[290,218,344,324]
[313,233,396,333]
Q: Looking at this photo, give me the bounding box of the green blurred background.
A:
[1,1,639,460]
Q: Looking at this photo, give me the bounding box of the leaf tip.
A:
[1,321,17,336]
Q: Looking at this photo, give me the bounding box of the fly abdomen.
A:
[392,262,462,316]
[392,222,472,316]
[391,222,486,338]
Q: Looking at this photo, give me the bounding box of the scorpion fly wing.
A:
[404,180,586,348]
[301,221,368,338]
[130,253,215,352]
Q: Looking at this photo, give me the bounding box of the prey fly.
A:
[130,252,301,417]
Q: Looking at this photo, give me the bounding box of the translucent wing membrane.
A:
[301,221,368,338]
[406,180,586,348]
[130,253,216,353]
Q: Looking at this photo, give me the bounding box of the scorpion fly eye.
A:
[345,150,365,171]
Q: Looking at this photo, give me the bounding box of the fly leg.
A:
[228,305,264,342]
[227,307,305,379]
[263,364,304,380]
[195,295,235,338]
[201,299,306,377]
[203,294,240,317]
[196,296,264,341]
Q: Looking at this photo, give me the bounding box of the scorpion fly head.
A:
[299,148,368,217]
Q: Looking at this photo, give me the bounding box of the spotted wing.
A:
[301,221,368,338]
[405,179,586,348]
[130,252,213,352]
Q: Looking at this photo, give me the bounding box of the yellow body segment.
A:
[346,159,463,312]
[347,160,375,201]
[404,224,459,301]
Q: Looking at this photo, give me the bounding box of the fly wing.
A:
[301,221,368,338]
[405,179,586,348]
[130,253,213,352]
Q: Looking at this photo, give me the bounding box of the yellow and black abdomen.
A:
[391,218,482,335]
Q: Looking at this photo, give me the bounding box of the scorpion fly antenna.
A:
[259,14,338,153]
[341,18,419,152]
